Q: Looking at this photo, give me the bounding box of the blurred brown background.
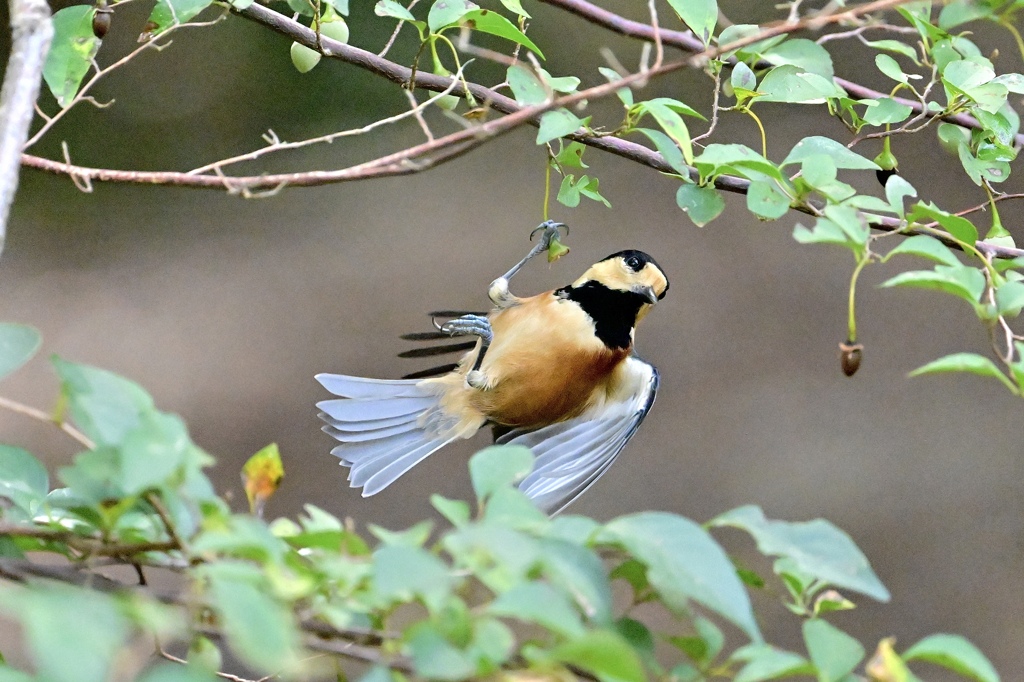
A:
[1,0,1022,676]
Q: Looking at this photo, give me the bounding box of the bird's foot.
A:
[529,220,567,253]
[439,314,492,343]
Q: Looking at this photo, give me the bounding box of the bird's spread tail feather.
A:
[315,373,453,496]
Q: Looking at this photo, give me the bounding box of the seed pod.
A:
[318,16,349,44]
[839,340,863,377]
[290,41,321,73]
[92,7,112,39]
[873,147,898,188]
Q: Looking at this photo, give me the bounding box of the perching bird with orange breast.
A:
[315,222,669,514]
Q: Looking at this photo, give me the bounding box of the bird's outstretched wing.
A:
[496,357,660,515]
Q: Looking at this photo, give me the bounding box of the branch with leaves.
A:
[0,323,1004,682]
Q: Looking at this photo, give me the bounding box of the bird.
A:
[315,222,670,514]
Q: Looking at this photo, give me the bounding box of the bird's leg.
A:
[438,314,492,389]
[488,221,566,309]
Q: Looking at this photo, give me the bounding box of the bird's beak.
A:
[635,285,658,304]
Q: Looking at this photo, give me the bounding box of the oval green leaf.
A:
[0,323,41,382]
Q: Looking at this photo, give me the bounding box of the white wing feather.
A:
[498,356,660,514]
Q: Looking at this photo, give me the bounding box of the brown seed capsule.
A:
[839,340,863,377]
[92,7,113,39]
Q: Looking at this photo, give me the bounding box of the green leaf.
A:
[876,53,910,83]
[539,537,613,624]
[43,6,101,108]
[0,583,130,682]
[0,324,41,382]
[802,619,865,682]
[373,545,453,612]
[665,0,717,44]
[507,64,546,106]
[0,446,49,512]
[204,563,300,672]
[53,357,155,447]
[601,512,762,642]
[641,101,694,164]
[957,142,1011,185]
[599,67,633,106]
[757,65,844,104]
[862,97,913,126]
[886,235,959,267]
[469,445,534,503]
[443,524,541,592]
[484,485,551,527]
[676,183,725,227]
[863,38,919,61]
[908,202,978,245]
[146,0,214,36]
[406,621,477,681]
[903,634,1000,682]
[537,67,579,93]
[427,0,474,32]
[375,0,419,22]
[498,0,529,17]
[761,39,834,78]
[694,143,782,181]
[136,664,218,682]
[731,644,813,682]
[711,505,890,602]
[783,136,880,170]
[996,280,1024,316]
[439,8,544,58]
[431,493,470,526]
[634,128,688,175]
[490,582,585,637]
[881,265,986,305]
[884,175,917,215]
[549,629,647,682]
[554,140,588,169]
[909,353,1016,393]
[747,180,790,220]
[537,109,584,145]
[731,61,757,92]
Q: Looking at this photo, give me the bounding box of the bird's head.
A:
[571,250,669,323]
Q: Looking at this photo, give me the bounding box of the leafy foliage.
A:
[0,328,1001,682]
[16,1,1024,680]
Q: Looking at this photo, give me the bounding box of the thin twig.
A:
[378,0,421,58]
[23,13,227,150]
[145,491,189,553]
[0,394,95,449]
[159,648,271,682]
[186,63,468,174]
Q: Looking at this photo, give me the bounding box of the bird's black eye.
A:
[624,255,643,271]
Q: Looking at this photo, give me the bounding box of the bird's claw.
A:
[440,314,493,344]
[530,221,567,252]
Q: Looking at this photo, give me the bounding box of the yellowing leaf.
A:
[242,443,284,517]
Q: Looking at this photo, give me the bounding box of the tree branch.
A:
[536,0,1024,145]
[17,2,1024,260]
[0,0,52,258]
